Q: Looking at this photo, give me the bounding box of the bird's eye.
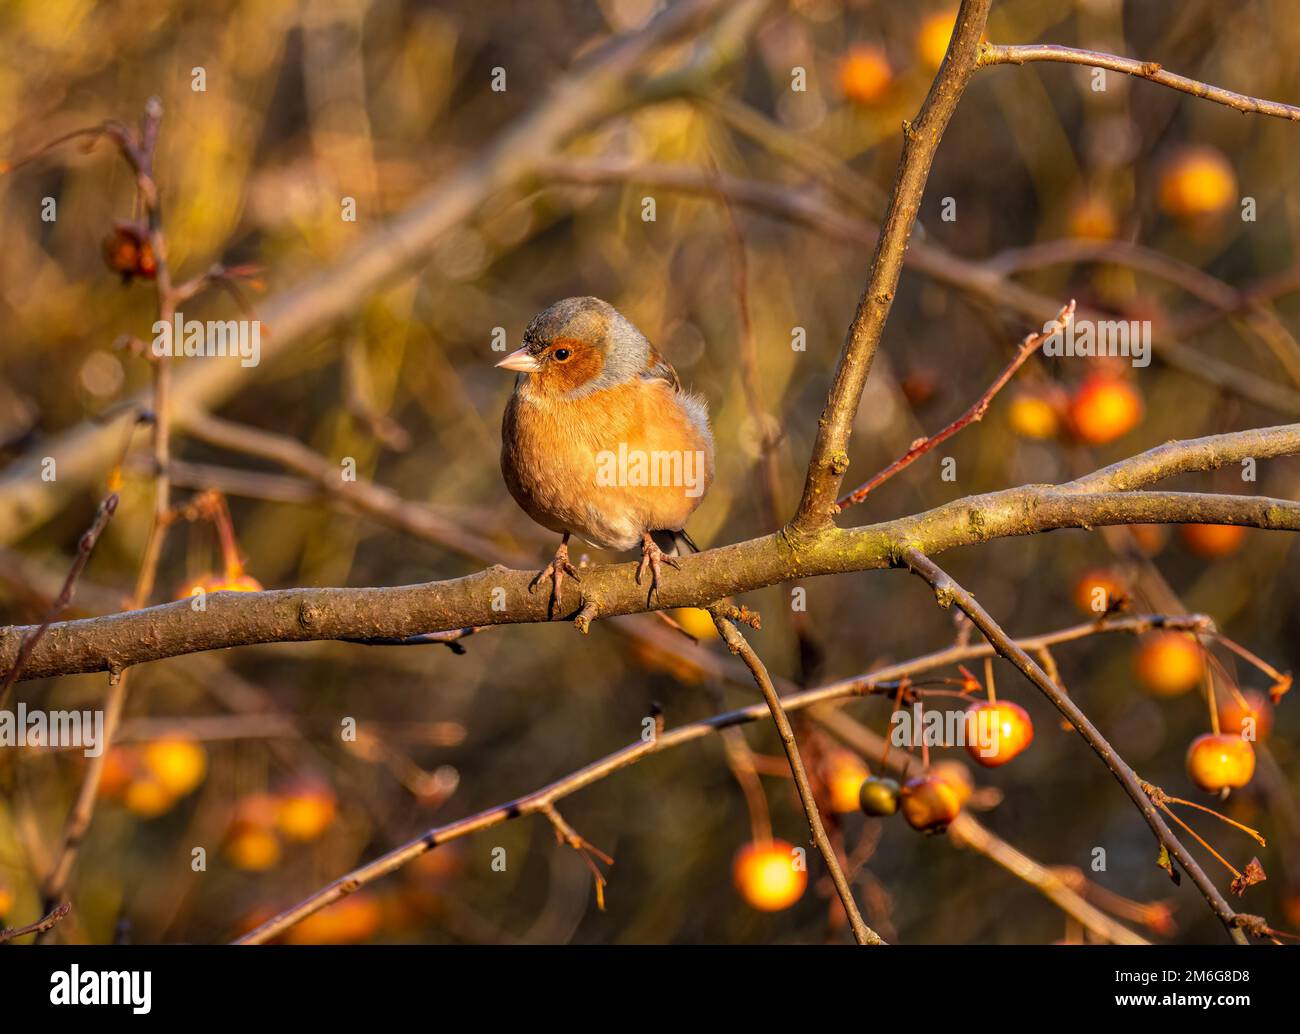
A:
[553,347,571,362]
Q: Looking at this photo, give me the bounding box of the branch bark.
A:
[791,0,993,530]
[234,610,1186,945]
[812,706,1150,945]
[0,902,71,945]
[711,611,882,944]
[978,43,1300,121]
[900,548,1250,943]
[4,456,1299,682]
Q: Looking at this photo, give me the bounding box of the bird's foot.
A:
[635,532,680,603]
[530,539,580,618]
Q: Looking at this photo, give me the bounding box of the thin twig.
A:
[0,492,118,711]
[1157,792,1267,848]
[0,902,71,945]
[792,0,994,530]
[538,158,1300,414]
[978,43,1300,121]
[836,301,1075,511]
[814,705,1148,944]
[709,612,880,943]
[901,547,1249,943]
[229,609,1212,945]
[540,802,613,911]
[39,668,129,924]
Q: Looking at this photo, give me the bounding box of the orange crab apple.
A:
[825,750,871,813]
[1217,689,1273,743]
[175,572,220,601]
[276,778,338,842]
[225,794,282,871]
[141,736,207,797]
[101,222,157,281]
[210,560,264,592]
[124,778,175,818]
[930,759,974,807]
[1135,632,1203,697]
[916,8,957,69]
[1067,193,1118,240]
[1128,523,1169,556]
[283,892,382,945]
[177,567,263,600]
[1159,146,1237,220]
[900,774,963,832]
[226,828,280,871]
[98,746,137,800]
[668,607,719,640]
[838,45,892,105]
[732,840,807,911]
[1068,374,1143,445]
[1186,733,1255,792]
[214,573,263,591]
[1073,568,1126,615]
[965,700,1034,768]
[1179,523,1246,558]
[1007,392,1060,439]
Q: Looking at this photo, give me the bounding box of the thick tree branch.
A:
[3,476,1298,682]
[900,548,1249,943]
[978,43,1300,121]
[1065,425,1300,493]
[791,0,993,530]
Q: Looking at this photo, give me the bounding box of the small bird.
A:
[498,297,714,613]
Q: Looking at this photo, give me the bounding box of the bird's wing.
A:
[643,347,682,391]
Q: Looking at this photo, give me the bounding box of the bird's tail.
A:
[650,529,701,557]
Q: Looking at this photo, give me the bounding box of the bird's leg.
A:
[529,532,580,618]
[636,531,681,603]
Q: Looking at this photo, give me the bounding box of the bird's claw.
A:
[636,535,680,603]
[530,541,580,617]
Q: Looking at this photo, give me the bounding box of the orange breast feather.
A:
[502,378,713,551]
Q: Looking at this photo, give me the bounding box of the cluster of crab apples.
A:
[856,699,1035,833]
[731,644,1275,910]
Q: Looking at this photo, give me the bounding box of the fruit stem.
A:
[1204,655,1221,736]
[1161,794,1266,847]
[1152,798,1241,880]
[209,492,244,579]
[1213,632,1288,685]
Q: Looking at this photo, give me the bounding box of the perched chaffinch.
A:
[498,297,714,611]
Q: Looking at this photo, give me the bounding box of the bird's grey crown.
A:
[522,296,653,396]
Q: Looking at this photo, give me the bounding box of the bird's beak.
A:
[495,347,540,373]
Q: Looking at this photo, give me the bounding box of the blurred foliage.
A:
[2,0,1300,944]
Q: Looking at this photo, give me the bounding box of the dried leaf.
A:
[1229,857,1266,897]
